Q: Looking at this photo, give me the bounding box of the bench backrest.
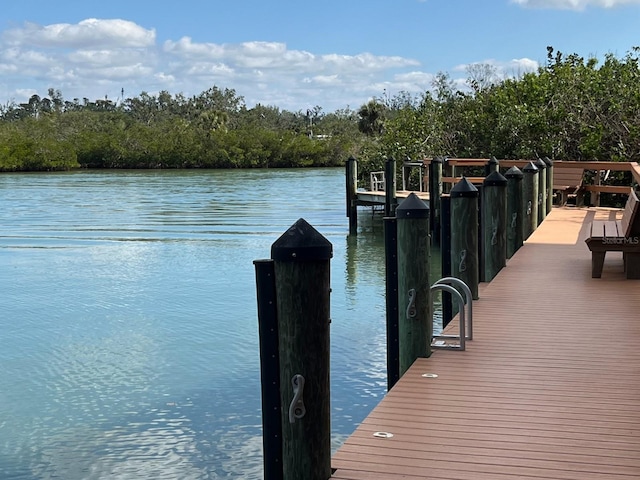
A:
[621,188,640,237]
[553,168,584,189]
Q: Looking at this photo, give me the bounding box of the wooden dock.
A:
[355,189,429,207]
[332,206,640,479]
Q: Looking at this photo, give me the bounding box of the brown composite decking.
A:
[332,206,640,480]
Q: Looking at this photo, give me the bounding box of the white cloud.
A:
[3,19,155,48]
[511,0,640,9]
[0,17,532,111]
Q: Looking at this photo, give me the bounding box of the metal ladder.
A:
[430,277,473,351]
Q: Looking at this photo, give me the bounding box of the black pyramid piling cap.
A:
[450,177,479,198]
[542,156,553,167]
[396,192,430,219]
[431,156,444,164]
[504,166,524,180]
[534,158,547,170]
[271,218,333,262]
[487,156,499,166]
[483,170,508,187]
[523,161,539,173]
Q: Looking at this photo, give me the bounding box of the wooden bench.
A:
[585,188,640,278]
[553,167,584,205]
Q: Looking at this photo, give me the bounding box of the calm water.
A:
[0,168,439,479]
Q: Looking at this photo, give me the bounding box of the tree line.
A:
[1,46,639,176]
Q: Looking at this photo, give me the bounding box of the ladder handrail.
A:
[430,283,466,351]
[433,277,473,340]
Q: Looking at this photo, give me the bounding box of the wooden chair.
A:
[585,188,640,278]
[553,167,585,206]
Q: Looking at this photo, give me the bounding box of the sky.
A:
[1,0,639,112]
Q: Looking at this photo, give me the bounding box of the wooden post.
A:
[271,219,333,480]
[523,162,539,240]
[482,171,508,282]
[384,216,400,390]
[429,157,444,246]
[385,157,397,217]
[396,193,432,377]
[440,194,453,327]
[443,157,454,194]
[254,259,283,480]
[485,156,499,175]
[535,158,547,222]
[543,157,553,214]
[594,169,602,207]
[505,166,524,259]
[451,178,479,300]
[346,156,358,235]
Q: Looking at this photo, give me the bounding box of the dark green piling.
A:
[451,178,479,300]
[482,171,508,282]
[543,157,554,214]
[485,156,499,175]
[384,216,400,390]
[505,166,524,259]
[522,162,539,240]
[384,157,397,217]
[396,193,432,377]
[440,194,453,327]
[429,157,444,245]
[254,259,283,480]
[271,219,333,480]
[346,156,358,235]
[535,158,547,222]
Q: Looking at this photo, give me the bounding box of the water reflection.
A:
[0,169,436,479]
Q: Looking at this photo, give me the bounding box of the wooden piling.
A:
[385,157,397,217]
[451,178,479,300]
[485,156,499,175]
[543,157,553,214]
[384,216,400,390]
[482,171,508,282]
[505,166,524,259]
[254,259,283,480]
[271,219,333,480]
[346,157,358,235]
[440,194,453,327]
[523,162,539,240]
[535,158,547,222]
[396,193,432,377]
[428,157,444,245]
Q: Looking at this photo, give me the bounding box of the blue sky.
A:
[1,0,639,112]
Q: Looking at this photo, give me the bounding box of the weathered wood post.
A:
[482,171,508,282]
[535,158,547,222]
[385,157,397,217]
[396,193,432,377]
[543,157,554,214]
[270,219,333,480]
[505,166,524,259]
[429,156,444,246]
[254,259,283,480]
[384,215,400,390]
[522,162,539,240]
[485,156,499,175]
[346,156,358,235]
[451,178,479,300]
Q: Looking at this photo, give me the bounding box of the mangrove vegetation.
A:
[1,47,639,175]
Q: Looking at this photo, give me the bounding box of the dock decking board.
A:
[332,207,640,479]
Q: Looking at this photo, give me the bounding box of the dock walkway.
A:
[332,207,640,479]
